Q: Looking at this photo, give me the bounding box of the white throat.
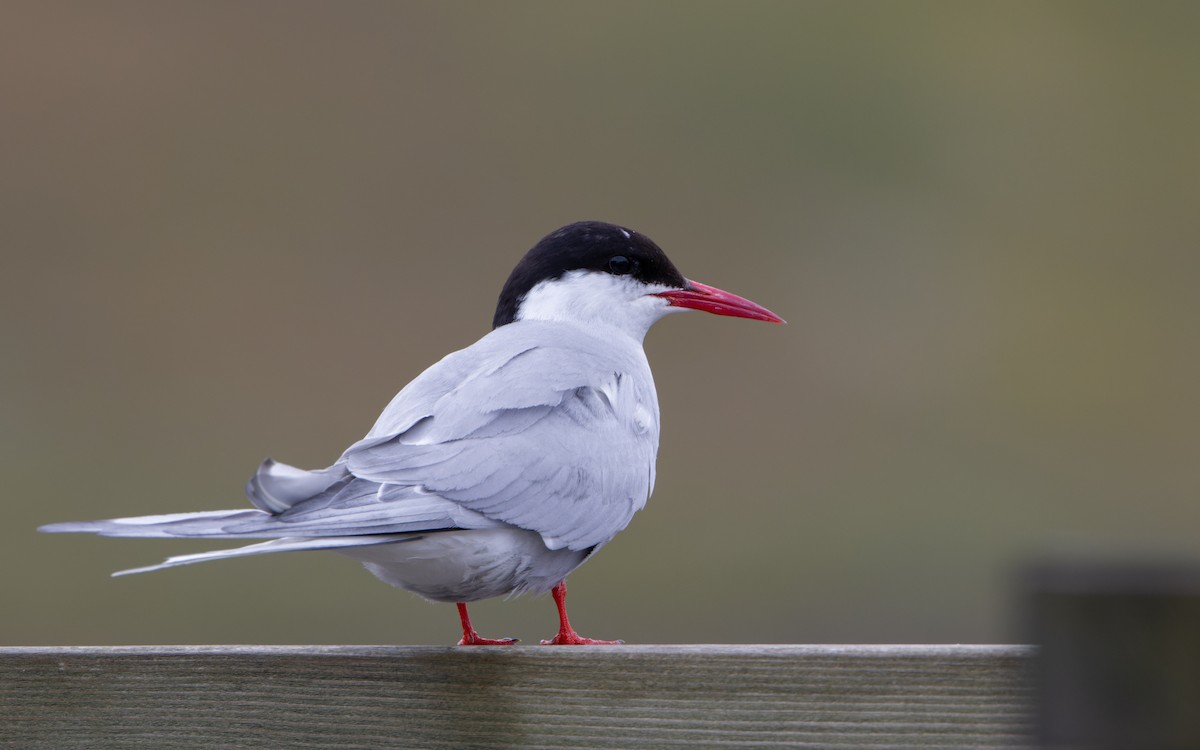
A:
[515,271,682,341]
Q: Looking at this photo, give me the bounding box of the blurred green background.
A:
[2,1,1197,646]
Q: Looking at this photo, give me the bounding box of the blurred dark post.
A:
[1026,561,1200,750]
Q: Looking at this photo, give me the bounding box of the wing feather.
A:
[343,322,660,550]
[43,321,663,563]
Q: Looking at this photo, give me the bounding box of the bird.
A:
[40,221,783,645]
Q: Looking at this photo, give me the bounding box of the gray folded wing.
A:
[41,320,661,557]
[342,321,661,551]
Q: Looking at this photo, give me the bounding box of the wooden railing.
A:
[2,644,1034,749]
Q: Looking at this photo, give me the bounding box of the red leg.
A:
[540,580,624,645]
[456,602,519,646]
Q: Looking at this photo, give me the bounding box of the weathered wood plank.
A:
[1,645,1034,749]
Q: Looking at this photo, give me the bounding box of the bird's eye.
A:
[608,255,634,275]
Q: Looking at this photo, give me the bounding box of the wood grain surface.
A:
[1,644,1034,749]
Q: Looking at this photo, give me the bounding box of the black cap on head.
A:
[493,221,687,328]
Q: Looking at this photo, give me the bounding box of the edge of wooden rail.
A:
[1,642,1032,656]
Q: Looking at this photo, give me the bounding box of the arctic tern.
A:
[41,221,783,645]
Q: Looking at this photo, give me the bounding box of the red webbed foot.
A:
[458,633,520,646]
[540,630,624,646]
[455,602,519,646]
[539,580,625,646]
